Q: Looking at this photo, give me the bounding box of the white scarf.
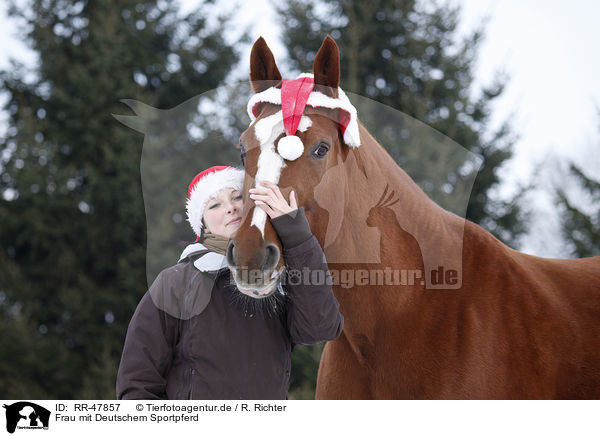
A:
[179,243,228,272]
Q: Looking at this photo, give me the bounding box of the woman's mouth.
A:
[227,217,241,226]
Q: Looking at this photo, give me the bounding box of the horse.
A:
[227,35,600,399]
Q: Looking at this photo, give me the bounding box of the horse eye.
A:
[312,142,329,159]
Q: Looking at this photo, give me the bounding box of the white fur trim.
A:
[306,87,360,148]
[247,87,282,119]
[253,110,284,144]
[247,73,361,148]
[186,167,244,238]
[277,135,304,160]
[297,115,312,132]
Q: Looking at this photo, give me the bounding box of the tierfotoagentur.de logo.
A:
[2,402,50,434]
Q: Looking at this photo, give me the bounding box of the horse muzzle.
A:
[226,240,284,299]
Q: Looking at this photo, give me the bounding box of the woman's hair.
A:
[199,217,210,240]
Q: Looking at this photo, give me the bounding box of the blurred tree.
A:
[0,0,241,398]
[556,163,600,258]
[277,0,529,398]
[288,343,324,400]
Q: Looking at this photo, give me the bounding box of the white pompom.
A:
[277,135,304,161]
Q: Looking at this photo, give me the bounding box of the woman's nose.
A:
[226,200,238,213]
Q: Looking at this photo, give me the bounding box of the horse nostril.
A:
[263,244,280,272]
[226,241,236,268]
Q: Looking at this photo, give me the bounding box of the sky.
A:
[1,0,598,257]
[457,0,600,256]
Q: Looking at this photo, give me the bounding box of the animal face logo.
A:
[3,402,50,433]
[112,25,480,298]
[114,85,481,291]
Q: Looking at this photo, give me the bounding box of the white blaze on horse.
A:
[228,35,600,399]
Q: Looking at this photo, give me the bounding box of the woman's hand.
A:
[249,181,298,219]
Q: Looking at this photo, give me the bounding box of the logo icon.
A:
[2,402,50,434]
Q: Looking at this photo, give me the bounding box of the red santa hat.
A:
[186,166,244,239]
[247,73,361,153]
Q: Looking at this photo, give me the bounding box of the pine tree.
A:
[556,163,600,258]
[0,0,240,398]
[277,0,529,398]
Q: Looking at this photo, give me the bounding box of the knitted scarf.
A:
[200,233,230,256]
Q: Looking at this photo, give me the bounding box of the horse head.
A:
[227,36,362,298]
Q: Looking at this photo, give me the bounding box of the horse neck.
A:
[327,123,468,288]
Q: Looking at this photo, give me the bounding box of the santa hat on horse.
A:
[247,68,361,159]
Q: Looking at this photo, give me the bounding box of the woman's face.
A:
[202,188,243,239]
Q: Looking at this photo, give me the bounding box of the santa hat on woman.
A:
[186,165,245,239]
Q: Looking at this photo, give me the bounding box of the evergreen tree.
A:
[0,0,240,398]
[277,0,529,399]
[556,162,600,258]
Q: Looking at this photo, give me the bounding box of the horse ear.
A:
[313,35,340,98]
[250,37,282,93]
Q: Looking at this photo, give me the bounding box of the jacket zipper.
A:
[187,369,195,399]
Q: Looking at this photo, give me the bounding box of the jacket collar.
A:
[179,243,228,272]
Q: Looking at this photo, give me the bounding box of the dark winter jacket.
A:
[116,207,344,400]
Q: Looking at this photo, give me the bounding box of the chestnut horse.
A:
[227,36,600,399]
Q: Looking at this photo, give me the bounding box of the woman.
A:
[116,165,343,400]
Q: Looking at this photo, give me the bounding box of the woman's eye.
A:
[312,142,329,158]
[208,203,220,209]
[235,195,243,200]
